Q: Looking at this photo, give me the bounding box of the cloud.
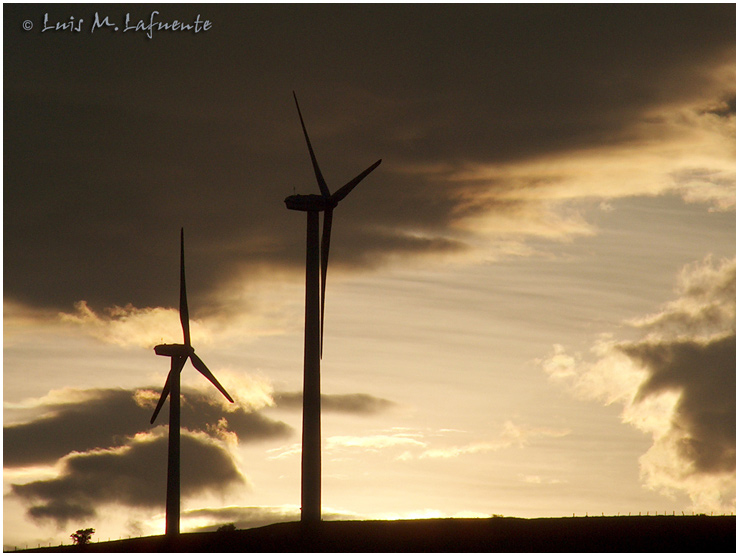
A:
[182,505,358,532]
[4,4,734,316]
[266,433,428,460]
[4,386,292,468]
[621,335,735,474]
[451,97,735,242]
[266,432,425,460]
[265,443,303,461]
[628,255,736,337]
[519,474,566,485]
[419,421,570,459]
[327,434,427,451]
[51,276,302,348]
[272,392,396,414]
[266,423,569,461]
[58,302,195,348]
[419,442,501,460]
[184,505,299,531]
[5,388,161,468]
[541,256,735,512]
[11,430,247,528]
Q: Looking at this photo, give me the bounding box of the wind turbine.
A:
[150,228,234,536]
[284,92,381,523]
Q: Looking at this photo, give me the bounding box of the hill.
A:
[18,516,736,552]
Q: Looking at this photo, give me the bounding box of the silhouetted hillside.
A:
[18,516,736,553]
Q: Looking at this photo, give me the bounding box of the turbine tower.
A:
[150,228,234,536]
[284,92,381,523]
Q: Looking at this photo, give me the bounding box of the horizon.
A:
[3,4,736,549]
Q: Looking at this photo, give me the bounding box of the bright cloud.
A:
[519,474,566,485]
[59,301,204,348]
[270,423,571,462]
[54,275,301,349]
[327,434,427,451]
[445,97,735,260]
[419,421,570,459]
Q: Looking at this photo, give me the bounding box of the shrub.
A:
[71,528,95,545]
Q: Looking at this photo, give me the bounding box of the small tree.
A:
[217,523,236,532]
[71,528,95,545]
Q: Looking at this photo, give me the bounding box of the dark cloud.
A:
[621,258,736,475]
[273,392,395,414]
[4,387,292,468]
[620,258,736,476]
[177,389,293,442]
[5,389,157,467]
[3,386,395,469]
[184,505,357,532]
[4,4,734,314]
[702,96,736,119]
[27,500,95,525]
[185,506,298,531]
[5,384,394,528]
[11,431,246,528]
[542,257,735,507]
[620,334,736,474]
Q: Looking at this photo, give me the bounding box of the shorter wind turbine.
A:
[150,228,234,537]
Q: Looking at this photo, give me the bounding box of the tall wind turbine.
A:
[150,228,234,536]
[284,92,381,523]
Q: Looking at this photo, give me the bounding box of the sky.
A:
[3,3,736,549]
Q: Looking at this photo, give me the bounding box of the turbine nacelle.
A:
[284,193,335,212]
[154,343,195,358]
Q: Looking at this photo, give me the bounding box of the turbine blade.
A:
[150,373,170,424]
[293,92,331,198]
[330,159,382,204]
[179,228,191,347]
[320,208,333,358]
[150,357,187,424]
[190,353,234,403]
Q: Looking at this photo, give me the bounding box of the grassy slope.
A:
[20,516,736,553]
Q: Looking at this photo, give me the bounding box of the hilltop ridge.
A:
[16,515,736,553]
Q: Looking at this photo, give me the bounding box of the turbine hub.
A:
[154,343,194,357]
